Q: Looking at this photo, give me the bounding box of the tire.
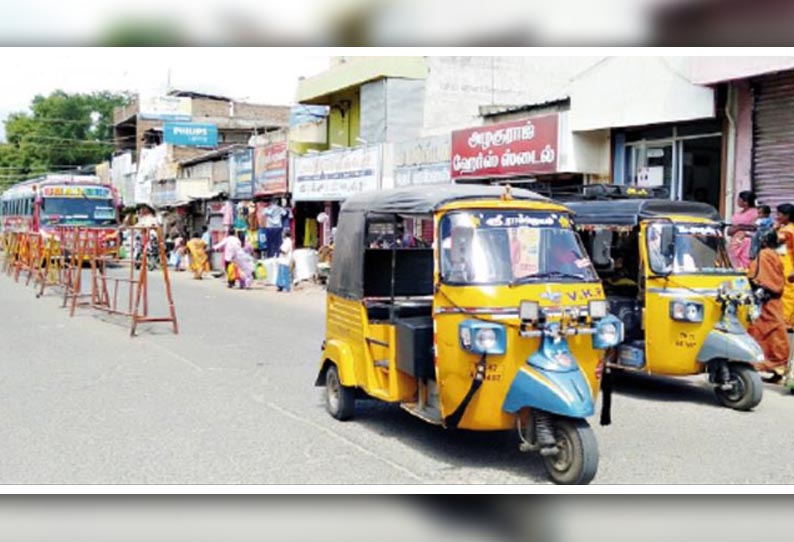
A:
[325,364,355,421]
[715,363,763,411]
[542,417,599,485]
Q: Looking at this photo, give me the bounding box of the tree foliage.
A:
[0,90,132,190]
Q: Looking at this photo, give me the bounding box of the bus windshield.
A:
[41,197,117,226]
[439,210,598,285]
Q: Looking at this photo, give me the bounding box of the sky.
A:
[0,49,330,141]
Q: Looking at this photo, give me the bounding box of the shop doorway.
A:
[680,136,721,210]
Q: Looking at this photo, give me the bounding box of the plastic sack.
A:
[255,261,268,280]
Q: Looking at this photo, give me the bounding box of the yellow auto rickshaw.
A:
[315,185,624,484]
[568,188,764,411]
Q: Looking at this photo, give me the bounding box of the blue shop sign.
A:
[163,122,218,147]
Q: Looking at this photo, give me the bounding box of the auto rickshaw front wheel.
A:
[325,364,355,421]
[714,363,763,411]
[542,418,599,485]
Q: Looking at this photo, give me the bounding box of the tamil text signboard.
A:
[229,148,254,200]
[253,142,288,196]
[394,135,451,188]
[293,146,380,201]
[450,114,559,180]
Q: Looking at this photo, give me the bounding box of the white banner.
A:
[139,95,192,121]
[292,146,381,201]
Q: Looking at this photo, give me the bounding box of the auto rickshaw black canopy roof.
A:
[339,184,551,215]
[328,185,552,300]
[566,199,722,226]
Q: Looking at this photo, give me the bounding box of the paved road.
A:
[1,268,793,484]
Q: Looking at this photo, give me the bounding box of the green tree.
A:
[0,90,131,191]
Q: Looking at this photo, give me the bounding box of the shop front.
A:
[291,144,381,249]
[253,142,291,259]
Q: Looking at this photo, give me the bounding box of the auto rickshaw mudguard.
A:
[316,339,357,387]
[696,328,765,365]
[503,359,595,419]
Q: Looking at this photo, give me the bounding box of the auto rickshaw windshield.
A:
[439,210,598,285]
[647,222,734,275]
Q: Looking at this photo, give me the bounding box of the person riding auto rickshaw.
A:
[315,185,624,484]
[567,194,765,411]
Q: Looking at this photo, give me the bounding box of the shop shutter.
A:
[753,72,794,211]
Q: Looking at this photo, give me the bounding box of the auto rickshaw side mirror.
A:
[646,222,674,277]
[590,230,615,272]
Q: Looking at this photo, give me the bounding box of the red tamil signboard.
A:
[450,114,559,180]
[254,142,288,196]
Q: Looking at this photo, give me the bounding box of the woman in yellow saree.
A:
[186,232,210,280]
[775,204,794,327]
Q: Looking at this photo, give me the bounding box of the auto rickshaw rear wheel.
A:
[714,363,763,411]
[325,364,355,421]
[542,418,598,485]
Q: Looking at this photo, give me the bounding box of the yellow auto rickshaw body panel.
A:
[433,282,607,431]
[323,294,417,402]
[639,219,750,376]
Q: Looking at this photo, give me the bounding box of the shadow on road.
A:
[610,369,731,409]
[315,395,555,484]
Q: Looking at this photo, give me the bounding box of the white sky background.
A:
[0,49,330,141]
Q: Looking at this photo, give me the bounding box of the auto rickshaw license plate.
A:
[618,344,645,369]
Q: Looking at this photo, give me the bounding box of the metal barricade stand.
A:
[2,231,20,275]
[35,230,66,298]
[88,225,179,337]
[62,227,93,315]
[11,232,32,283]
[22,233,45,287]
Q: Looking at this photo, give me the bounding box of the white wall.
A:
[568,57,715,131]
[421,56,604,136]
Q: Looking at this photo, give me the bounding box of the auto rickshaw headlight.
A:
[593,314,624,349]
[670,299,704,322]
[459,320,506,355]
[588,300,608,320]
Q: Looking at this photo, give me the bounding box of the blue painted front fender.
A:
[503,365,595,419]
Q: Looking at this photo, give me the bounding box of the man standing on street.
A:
[276,230,294,292]
[263,198,286,259]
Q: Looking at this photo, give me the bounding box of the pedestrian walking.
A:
[748,230,790,382]
[213,227,242,288]
[276,230,293,292]
[186,231,210,280]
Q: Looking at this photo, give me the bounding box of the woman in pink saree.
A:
[728,191,758,270]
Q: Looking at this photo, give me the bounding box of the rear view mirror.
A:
[591,230,614,271]
[646,223,674,276]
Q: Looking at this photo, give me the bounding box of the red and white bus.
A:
[1,174,120,247]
